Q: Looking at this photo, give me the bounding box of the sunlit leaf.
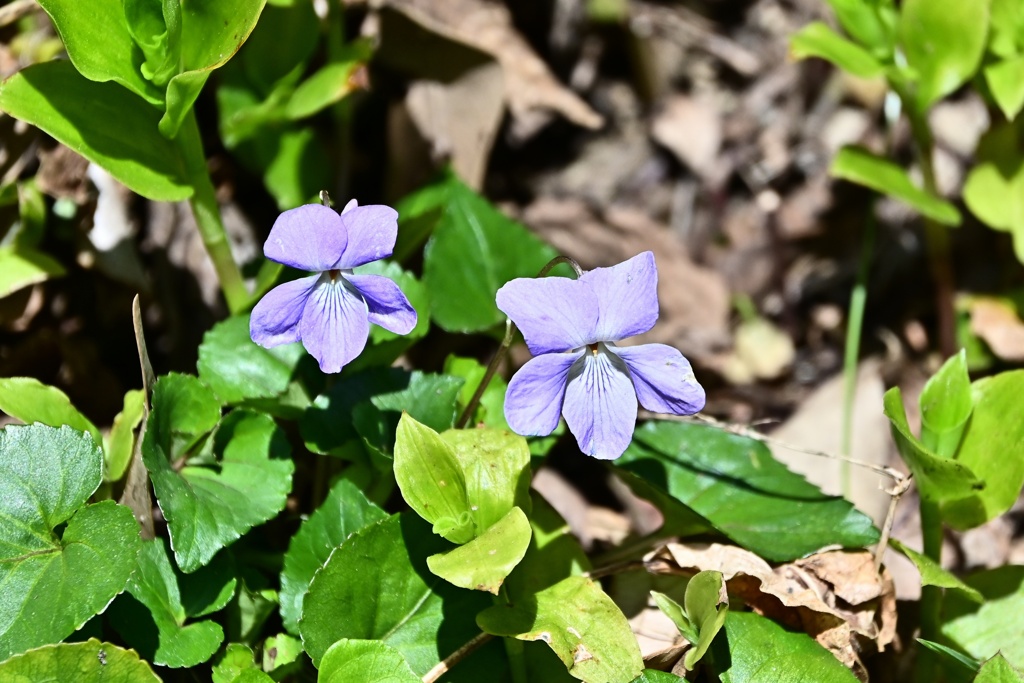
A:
[963,122,1024,265]
[0,639,160,682]
[918,348,972,457]
[720,612,858,682]
[317,639,420,683]
[943,566,1024,668]
[888,539,982,602]
[0,246,66,299]
[426,506,531,593]
[0,376,99,444]
[790,22,884,78]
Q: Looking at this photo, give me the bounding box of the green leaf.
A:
[0,246,66,298]
[899,0,989,111]
[158,0,267,138]
[477,575,645,683]
[888,539,983,602]
[213,643,258,683]
[261,633,303,676]
[393,414,474,544]
[0,639,160,681]
[348,261,431,371]
[237,0,319,96]
[104,389,145,482]
[144,376,294,571]
[124,0,182,88]
[651,591,697,642]
[0,424,141,661]
[919,348,973,456]
[285,47,371,120]
[440,427,532,532]
[790,22,884,78]
[976,654,1024,683]
[299,514,489,671]
[279,478,387,635]
[615,421,879,562]
[963,122,1024,265]
[916,639,980,672]
[36,0,164,104]
[0,61,192,201]
[825,0,897,59]
[942,371,1024,530]
[720,611,858,682]
[943,565,1024,669]
[629,673,685,683]
[427,506,532,593]
[682,571,729,670]
[196,314,308,405]
[505,493,591,599]
[318,639,421,683]
[988,0,1024,58]
[108,538,225,668]
[0,376,100,444]
[422,176,558,332]
[883,387,985,504]
[830,145,960,225]
[985,56,1024,121]
[444,355,510,429]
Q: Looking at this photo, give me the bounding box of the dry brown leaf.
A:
[651,95,722,178]
[648,542,897,678]
[358,0,602,136]
[522,197,731,362]
[969,297,1024,362]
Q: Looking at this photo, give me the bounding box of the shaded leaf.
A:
[0,425,141,661]
[0,61,192,201]
[720,612,858,682]
[105,389,145,482]
[682,571,728,670]
[963,122,1024,265]
[831,146,960,225]
[0,639,160,682]
[943,566,1024,668]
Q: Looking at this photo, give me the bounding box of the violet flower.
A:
[496,252,705,459]
[250,199,417,373]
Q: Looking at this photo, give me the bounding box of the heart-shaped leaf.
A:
[317,639,420,683]
[0,639,160,682]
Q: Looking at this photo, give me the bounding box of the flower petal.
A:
[265,204,347,272]
[347,273,417,335]
[562,348,638,459]
[581,251,659,342]
[250,275,318,348]
[335,205,399,269]
[299,276,370,373]
[612,343,705,415]
[505,351,580,437]
[496,277,599,355]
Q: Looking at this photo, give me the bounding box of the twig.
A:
[421,632,494,683]
[873,474,913,572]
[0,0,38,28]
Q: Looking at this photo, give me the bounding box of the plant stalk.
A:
[915,498,944,682]
[178,108,249,314]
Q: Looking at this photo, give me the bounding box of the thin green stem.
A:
[915,498,944,682]
[840,208,876,499]
[178,108,249,313]
[496,586,528,683]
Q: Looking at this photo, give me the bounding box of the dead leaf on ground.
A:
[968,297,1024,362]
[522,197,731,362]
[651,95,722,179]
[355,0,603,137]
[647,542,897,680]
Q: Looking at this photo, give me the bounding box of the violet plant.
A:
[0,1,1022,682]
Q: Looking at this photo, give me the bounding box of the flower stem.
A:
[915,498,944,682]
[840,208,875,499]
[177,108,249,314]
[455,255,584,429]
[421,632,494,683]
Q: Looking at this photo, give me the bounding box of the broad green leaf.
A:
[0,376,100,444]
[144,376,294,571]
[477,575,644,683]
[422,176,558,332]
[826,0,897,58]
[682,571,728,670]
[0,639,160,682]
[0,246,65,298]
[976,654,1024,683]
[720,612,858,682]
[286,47,372,120]
[0,425,141,661]
[899,0,989,111]
[158,0,267,137]
[888,539,982,602]
[279,478,387,635]
[919,348,973,456]
[942,371,1024,530]
[299,514,489,671]
[427,506,532,593]
[943,566,1024,668]
[393,414,473,544]
[440,427,532,532]
[988,0,1024,57]
[0,61,192,201]
[985,56,1024,121]
[616,421,879,562]
[318,639,420,683]
[790,22,884,78]
[963,123,1024,265]
[831,146,960,225]
[444,355,510,429]
[107,538,224,668]
[104,389,146,482]
[196,314,308,405]
[36,0,164,104]
[883,387,984,504]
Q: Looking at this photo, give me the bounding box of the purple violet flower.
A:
[496,251,705,459]
[250,199,417,373]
